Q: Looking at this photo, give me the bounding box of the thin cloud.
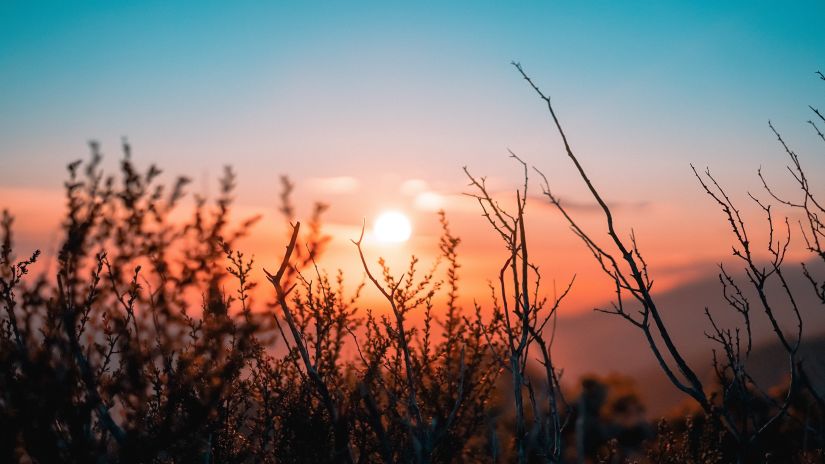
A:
[413,191,445,211]
[306,176,360,194]
[528,194,650,214]
[400,179,429,196]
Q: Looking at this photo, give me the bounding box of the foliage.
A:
[1,71,824,463]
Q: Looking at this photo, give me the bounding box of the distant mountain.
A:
[551,259,825,416]
[632,334,825,417]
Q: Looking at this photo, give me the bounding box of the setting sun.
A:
[373,211,412,243]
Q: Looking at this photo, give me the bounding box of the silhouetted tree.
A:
[511,62,825,462]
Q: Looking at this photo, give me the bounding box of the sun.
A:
[373,211,412,244]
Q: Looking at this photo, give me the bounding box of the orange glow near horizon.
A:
[0,158,818,324]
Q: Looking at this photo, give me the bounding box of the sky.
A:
[2,1,824,313]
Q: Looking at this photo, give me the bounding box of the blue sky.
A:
[1,1,824,206]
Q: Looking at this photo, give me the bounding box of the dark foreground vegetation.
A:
[1,68,824,463]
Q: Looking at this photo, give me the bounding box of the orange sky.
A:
[2,153,816,320]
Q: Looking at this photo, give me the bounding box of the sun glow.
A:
[373,211,412,244]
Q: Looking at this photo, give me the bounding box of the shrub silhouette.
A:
[508,63,825,463]
[1,69,824,463]
[1,142,507,462]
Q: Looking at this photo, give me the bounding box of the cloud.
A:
[408,190,482,214]
[527,194,650,214]
[413,191,445,211]
[400,179,429,196]
[306,176,360,194]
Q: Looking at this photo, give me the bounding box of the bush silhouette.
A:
[1,69,824,463]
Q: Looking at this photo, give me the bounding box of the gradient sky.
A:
[2,1,824,312]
